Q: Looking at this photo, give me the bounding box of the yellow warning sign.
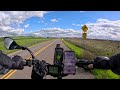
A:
[82,25,88,32]
[82,32,87,39]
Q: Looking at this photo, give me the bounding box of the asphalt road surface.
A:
[0,39,95,79]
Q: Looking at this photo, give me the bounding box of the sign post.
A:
[81,25,88,57]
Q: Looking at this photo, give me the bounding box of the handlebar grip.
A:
[22,60,33,67]
[76,59,94,67]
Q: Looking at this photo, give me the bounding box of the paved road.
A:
[0,39,95,79]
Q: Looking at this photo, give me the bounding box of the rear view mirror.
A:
[4,37,22,50]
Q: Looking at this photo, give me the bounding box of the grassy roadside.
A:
[62,39,120,79]
[62,39,84,59]
[0,36,54,54]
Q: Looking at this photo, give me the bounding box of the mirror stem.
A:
[21,46,35,59]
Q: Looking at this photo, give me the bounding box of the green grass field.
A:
[0,36,54,54]
[62,39,120,79]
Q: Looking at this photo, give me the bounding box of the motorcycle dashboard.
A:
[47,65,61,76]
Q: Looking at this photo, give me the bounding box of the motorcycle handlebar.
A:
[22,59,94,68]
[22,59,94,79]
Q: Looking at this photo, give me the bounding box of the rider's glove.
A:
[0,65,9,74]
[93,53,120,75]
[32,60,48,78]
[109,53,120,75]
[93,56,110,69]
[0,51,24,70]
[36,60,48,76]
[11,55,24,70]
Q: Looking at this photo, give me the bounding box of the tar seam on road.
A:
[0,40,56,79]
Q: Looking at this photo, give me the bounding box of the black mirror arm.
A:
[21,46,35,59]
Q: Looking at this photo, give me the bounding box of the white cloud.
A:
[38,20,44,23]
[85,18,120,40]
[51,18,58,22]
[0,11,47,26]
[24,24,29,28]
[0,26,24,37]
[72,23,82,26]
[0,11,47,37]
[27,27,82,37]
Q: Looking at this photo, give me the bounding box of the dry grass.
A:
[64,38,120,58]
[63,38,120,79]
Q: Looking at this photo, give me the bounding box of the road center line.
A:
[0,40,56,79]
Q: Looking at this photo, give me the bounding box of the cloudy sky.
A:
[0,11,120,40]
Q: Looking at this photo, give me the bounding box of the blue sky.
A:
[18,11,120,33]
[1,11,120,40]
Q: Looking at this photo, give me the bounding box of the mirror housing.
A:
[4,37,22,50]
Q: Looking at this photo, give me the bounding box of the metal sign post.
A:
[81,25,88,57]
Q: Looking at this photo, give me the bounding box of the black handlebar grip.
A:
[22,60,32,67]
[76,60,94,67]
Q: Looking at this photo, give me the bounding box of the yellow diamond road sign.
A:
[82,25,88,32]
[82,32,87,39]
